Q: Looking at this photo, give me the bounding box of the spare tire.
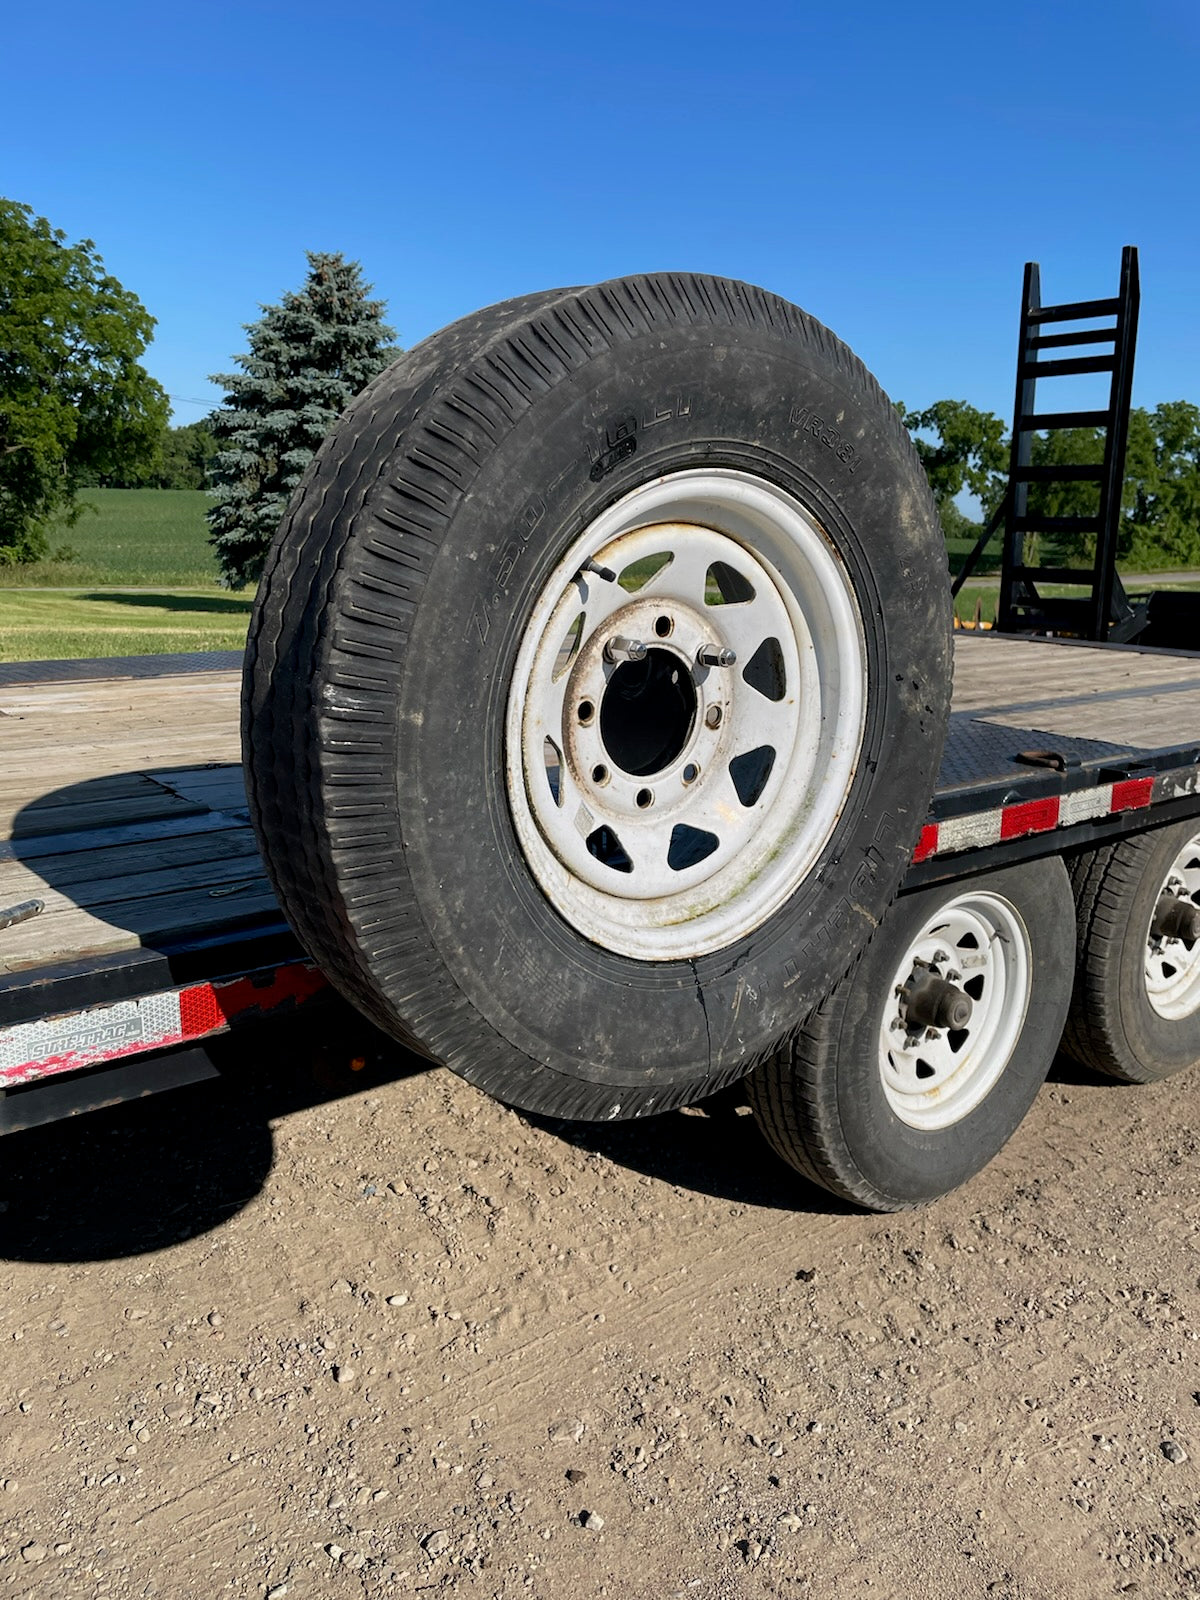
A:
[243,274,951,1121]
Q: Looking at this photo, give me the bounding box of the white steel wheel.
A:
[505,470,867,960]
[1143,830,1200,1020]
[748,858,1075,1211]
[878,890,1032,1131]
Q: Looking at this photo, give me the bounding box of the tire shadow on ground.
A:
[0,1009,859,1264]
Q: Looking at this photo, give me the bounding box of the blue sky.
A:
[6,0,1198,425]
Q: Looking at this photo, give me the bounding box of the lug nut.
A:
[605,635,647,663]
[697,645,737,668]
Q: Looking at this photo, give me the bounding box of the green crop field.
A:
[0,488,221,588]
[0,490,256,662]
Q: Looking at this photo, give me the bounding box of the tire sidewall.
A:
[341,318,948,1099]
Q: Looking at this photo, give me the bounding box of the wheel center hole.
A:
[600,647,697,778]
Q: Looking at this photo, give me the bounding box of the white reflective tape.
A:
[1059,785,1114,826]
[937,808,1004,855]
[0,990,184,1083]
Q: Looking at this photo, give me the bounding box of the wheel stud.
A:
[604,635,647,663]
[697,644,737,668]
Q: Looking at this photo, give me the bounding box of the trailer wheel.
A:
[1064,823,1200,1083]
[244,274,951,1122]
[747,859,1075,1210]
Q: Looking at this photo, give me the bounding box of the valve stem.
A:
[581,558,616,583]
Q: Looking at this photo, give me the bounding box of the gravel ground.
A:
[1,1007,1197,1599]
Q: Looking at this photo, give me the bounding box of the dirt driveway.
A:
[1,1008,1197,1599]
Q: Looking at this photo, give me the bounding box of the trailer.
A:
[3,256,1198,1211]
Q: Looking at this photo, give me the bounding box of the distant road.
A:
[959,567,1200,589]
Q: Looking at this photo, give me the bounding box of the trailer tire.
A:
[1064,824,1200,1083]
[748,859,1075,1210]
[243,273,951,1122]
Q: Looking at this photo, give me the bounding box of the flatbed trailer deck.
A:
[2,632,1200,1132]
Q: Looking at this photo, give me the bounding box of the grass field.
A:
[0,589,253,663]
[0,490,256,661]
[0,489,220,588]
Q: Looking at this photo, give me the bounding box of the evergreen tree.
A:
[207,253,397,588]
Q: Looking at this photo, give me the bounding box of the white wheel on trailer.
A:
[748,858,1076,1210]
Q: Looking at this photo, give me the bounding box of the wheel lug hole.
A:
[578,700,595,725]
[591,764,609,785]
[682,763,699,785]
[654,614,673,638]
[636,788,654,809]
[704,706,722,730]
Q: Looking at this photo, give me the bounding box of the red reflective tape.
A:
[211,963,329,1022]
[912,823,939,863]
[1000,796,1061,840]
[1110,776,1154,813]
[179,983,223,1038]
[180,964,328,1038]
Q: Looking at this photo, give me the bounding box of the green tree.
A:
[207,252,397,588]
[157,419,217,489]
[899,399,1008,540]
[0,199,168,562]
[1028,406,1200,572]
[1123,402,1200,569]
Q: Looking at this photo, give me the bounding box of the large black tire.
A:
[748,859,1076,1209]
[1064,823,1200,1083]
[243,273,952,1122]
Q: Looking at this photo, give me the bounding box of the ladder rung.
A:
[1027,296,1122,324]
[1020,354,1117,378]
[1013,464,1105,482]
[1009,565,1100,585]
[1029,327,1117,349]
[1018,410,1110,431]
[1012,515,1100,534]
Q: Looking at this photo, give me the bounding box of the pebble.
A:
[565,1468,587,1485]
[20,1543,47,1564]
[326,1543,344,1561]
[1161,1440,1188,1464]
[333,1365,356,1385]
[778,1513,803,1533]
[2,1479,16,1493]
[386,1294,409,1307]
[266,1587,289,1599]
[423,1529,451,1556]
[549,1416,585,1444]
[580,1510,605,1531]
[208,1312,224,1328]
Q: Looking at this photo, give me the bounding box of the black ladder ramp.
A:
[997,246,1140,642]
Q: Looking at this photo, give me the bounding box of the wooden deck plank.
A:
[0,882,280,973]
[0,824,261,897]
